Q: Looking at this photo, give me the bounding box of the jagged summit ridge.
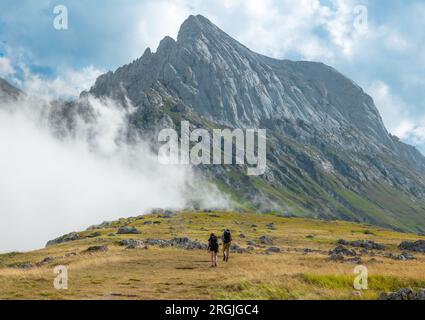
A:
[91,15,391,149]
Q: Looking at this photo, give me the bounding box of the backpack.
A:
[209,235,218,249]
[223,230,232,244]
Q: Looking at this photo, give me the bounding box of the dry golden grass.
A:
[1,211,425,300]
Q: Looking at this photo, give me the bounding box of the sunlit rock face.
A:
[5,15,425,232]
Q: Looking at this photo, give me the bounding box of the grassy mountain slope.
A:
[1,211,425,300]
[158,101,425,233]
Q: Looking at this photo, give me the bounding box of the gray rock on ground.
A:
[46,232,81,247]
[259,235,273,245]
[379,288,425,300]
[83,245,108,253]
[266,247,282,253]
[329,245,357,257]
[117,226,141,235]
[337,239,385,250]
[399,240,425,253]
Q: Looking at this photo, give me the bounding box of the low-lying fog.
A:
[0,96,228,253]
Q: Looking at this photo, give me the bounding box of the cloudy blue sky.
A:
[0,0,424,153]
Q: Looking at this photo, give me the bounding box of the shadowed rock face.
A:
[0,77,22,103]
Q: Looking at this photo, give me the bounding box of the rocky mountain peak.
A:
[177,14,221,42]
[84,15,425,232]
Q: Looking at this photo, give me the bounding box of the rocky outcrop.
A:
[87,221,114,230]
[46,232,81,247]
[329,245,357,257]
[337,239,385,251]
[118,237,208,250]
[399,240,425,253]
[379,288,425,300]
[328,245,361,263]
[117,226,141,235]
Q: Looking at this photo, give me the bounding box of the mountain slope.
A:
[0,77,22,103]
[1,210,425,300]
[85,15,425,233]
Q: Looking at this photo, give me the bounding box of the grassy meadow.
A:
[1,211,425,300]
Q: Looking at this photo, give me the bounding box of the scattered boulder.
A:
[83,245,108,253]
[329,245,357,257]
[35,256,54,267]
[119,239,144,247]
[239,233,246,239]
[170,238,207,250]
[86,231,102,238]
[259,235,273,245]
[46,232,81,247]
[143,221,153,225]
[163,210,175,217]
[117,226,141,235]
[399,240,425,253]
[86,221,114,230]
[144,239,170,247]
[250,224,258,228]
[11,262,33,269]
[352,291,362,297]
[359,248,374,256]
[388,252,416,261]
[329,246,357,263]
[379,288,425,300]
[329,253,345,262]
[337,239,385,251]
[65,252,77,257]
[229,244,246,254]
[142,238,208,250]
[266,223,277,230]
[306,235,315,239]
[266,246,281,253]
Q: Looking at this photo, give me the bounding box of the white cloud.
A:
[124,0,364,62]
[368,81,425,149]
[368,81,409,136]
[0,95,229,252]
[18,65,103,100]
[0,56,14,77]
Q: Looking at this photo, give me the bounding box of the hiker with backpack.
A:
[208,233,219,267]
[222,229,232,262]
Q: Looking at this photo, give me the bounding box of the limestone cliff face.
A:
[4,15,425,232]
[87,15,425,232]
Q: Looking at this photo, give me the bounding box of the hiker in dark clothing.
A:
[222,229,232,262]
[208,233,219,267]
